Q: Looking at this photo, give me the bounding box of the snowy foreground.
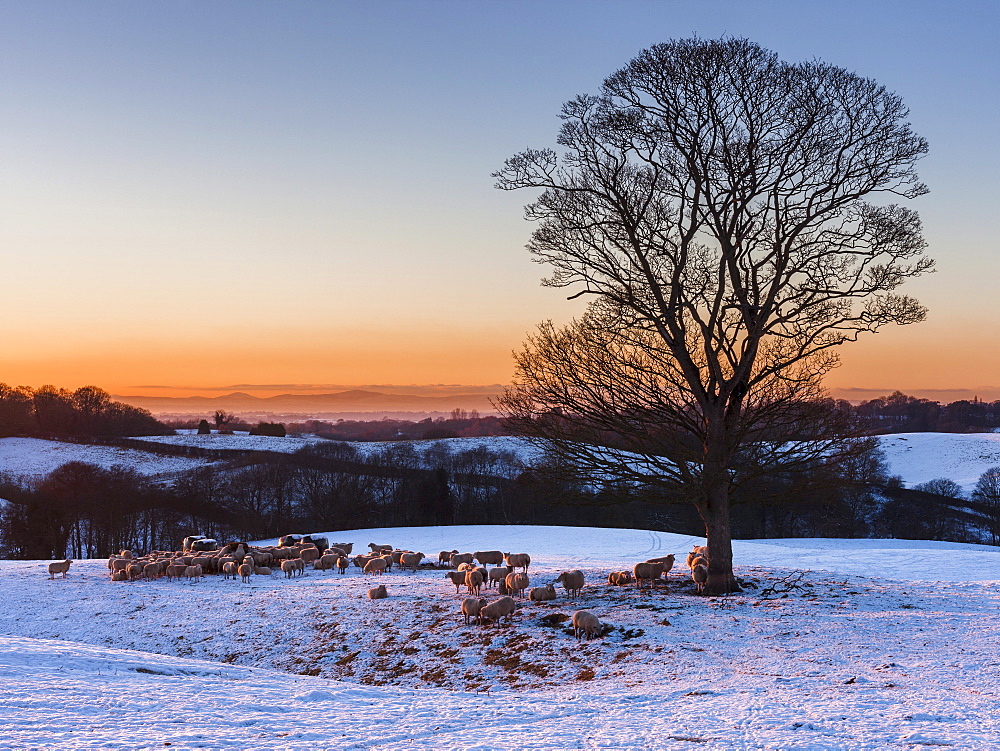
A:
[3,526,1000,749]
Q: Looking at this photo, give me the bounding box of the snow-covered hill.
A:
[2,525,999,748]
[0,437,208,480]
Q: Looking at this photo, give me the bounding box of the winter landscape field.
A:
[2,518,1000,749]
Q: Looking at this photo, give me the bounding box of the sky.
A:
[0,0,997,401]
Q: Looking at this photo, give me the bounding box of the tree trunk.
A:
[700,480,741,595]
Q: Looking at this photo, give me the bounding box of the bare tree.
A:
[494,38,932,593]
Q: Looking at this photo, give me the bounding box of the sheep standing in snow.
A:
[691,563,709,594]
[465,568,485,596]
[438,549,458,565]
[462,597,487,625]
[505,572,530,599]
[645,554,676,581]
[336,556,349,575]
[449,552,475,569]
[48,560,72,579]
[488,566,512,588]
[364,558,388,576]
[572,610,602,641]
[238,562,254,583]
[445,571,468,594]
[555,570,585,599]
[503,552,530,573]
[686,546,709,569]
[479,596,516,627]
[474,550,504,567]
[400,552,424,572]
[633,561,666,592]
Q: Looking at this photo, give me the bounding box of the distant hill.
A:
[112,389,499,416]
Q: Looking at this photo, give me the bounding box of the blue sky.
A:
[0,1,997,396]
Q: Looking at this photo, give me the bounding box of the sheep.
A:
[183,564,203,582]
[504,572,530,599]
[457,562,476,572]
[645,554,676,580]
[330,542,354,554]
[238,562,254,583]
[110,558,131,573]
[555,570,585,599]
[497,578,511,596]
[336,556,350,574]
[474,550,504,566]
[143,562,161,581]
[529,583,557,602]
[48,559,72,579]
[479,596,516,627]
[438,549,458,565]
[465,568,485,596]
[368,584,388,599]
[368,543,392,554]
[608,571,633,586]
[111,569,128,582]
[686,546,710,569]
[379,554,394,572]
[364,558,387,576]
[254,566,272,576]
[692,563,709,594]
[127,563,144,581]
[400,552,424,572]
[572,610,602,641]
[633,561,666,591]
[165,563,187,582]
[300,547,321,566]
[462,597,487,625]
[280,559,299,579]
[503,552,531,573]
[352,554,372,568]
[391,550,408,565]
[690,556,709,570]
[487,566,511,588]
[449,552,475,568]
[119,549,134,560]
[318,554,338,572]
[444,571,467,594]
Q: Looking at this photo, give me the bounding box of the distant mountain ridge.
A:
[113,389,499,415]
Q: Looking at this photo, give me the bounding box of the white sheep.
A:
[504,572,530,599]
[465,568,485,596]
[479,596,516,627]
[572,610,602,641]
[686,546,710,569]
[555,570,585,599]
[238,562,254,583]
[633,561,666,591]
[503,552,531,573]
[364,558,387,576]
[48,560,72,579]
[529,583,557,602]
[461,597,487,625]
[487,566,512,588]
[368,584,388,599]
[474,550,504,566]
[400,552,424,572]
[608,571,632,586]
[692,563,709,594]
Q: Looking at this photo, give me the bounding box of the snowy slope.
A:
[2,525,1000,749]
[0,437,208,480]
[879,432,1000,491]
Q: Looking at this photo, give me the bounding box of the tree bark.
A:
[699,479,741,595]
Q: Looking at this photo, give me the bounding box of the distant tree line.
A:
[3,436,997,559]
[0,384,170,438]
[846,391,1000,434]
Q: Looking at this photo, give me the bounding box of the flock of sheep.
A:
[51,537,714,642]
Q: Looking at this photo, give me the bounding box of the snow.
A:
[2,524,1000,748]
[879,432,1000,491]
[0,437,208,480]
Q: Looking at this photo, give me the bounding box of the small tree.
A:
[971,466,1000,544]
[495,37,932,592]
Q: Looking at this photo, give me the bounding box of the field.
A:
[2,525,1000,749]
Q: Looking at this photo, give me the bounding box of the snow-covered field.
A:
[3,525,1000,749]
[0,437,208,480]
[880,432,1000,491]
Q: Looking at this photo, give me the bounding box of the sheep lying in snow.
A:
[692,563,709,594]
[254,566,272,576]
[462,597,486,625]
[529,584,556,602]
[608,571,632,586]
[479,596,516,627]
[503,552,530,572]
[48,560,72,579]
[555,570,584,599]
[505,572,530,599]
[572,610,602,641]
[368,584,388,599]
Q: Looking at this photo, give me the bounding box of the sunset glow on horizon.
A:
[2,1,997,403]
